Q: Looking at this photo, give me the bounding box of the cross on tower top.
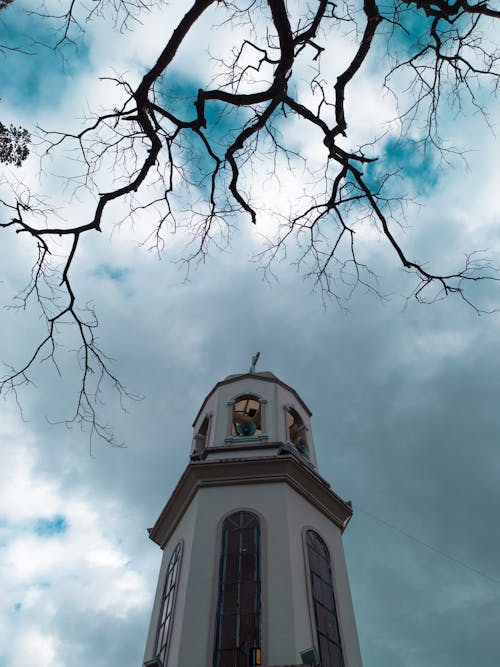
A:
[249,351,260,373]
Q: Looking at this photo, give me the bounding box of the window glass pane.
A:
[154,542,182,664]
[220,613,237,649]
[164,570,174,594]
[330,642,344,667]
[226,529,241,555]
[308,549,321,575]
[225,553,240,584]
[243,514,259,529]
[214,512,261,667]
[163,616,172,642]
[314,574,335,610]
[239,582,256,612]
[223,583,239,613]
[155,624,165,655]
[240,553,257,582]
[218,649,237,667]
[320,604,336,641]
[158,644,167,665]
[319,634,331,665]
[160,598,169,624]
[239,613,257,643]
[166,590,175,616]
[241,526,256,552]
[316,603,340,642]
[319,556,331,581]
[307,531,344,667]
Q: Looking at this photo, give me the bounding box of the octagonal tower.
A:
[142,370,362,667]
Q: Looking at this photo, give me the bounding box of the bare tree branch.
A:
[1,0,499,440]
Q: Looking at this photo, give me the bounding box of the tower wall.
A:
[144,480,362,667]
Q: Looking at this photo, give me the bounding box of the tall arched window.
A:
[155,541,182,666]
[306,530,345,667]
[213,511,261,667]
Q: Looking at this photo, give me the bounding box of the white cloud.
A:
[0,410,151,667]
[9,630,61,667]
[1,4,500,667]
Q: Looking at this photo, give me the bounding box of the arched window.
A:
[231,396,262,438]
[213,511,261,667]
[287,407,309,457]
[306,531,345,667]
[155,541,182,666]
[193,416,210,457]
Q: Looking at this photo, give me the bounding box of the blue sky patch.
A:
[159,72,250,135]
[364,136,439,197]
[158,72,251,190]
[0,7,90,113]
[386,137,439,190]
[34,515,68,537]
[95,264,131,283]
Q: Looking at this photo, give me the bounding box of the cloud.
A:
[0,411,152,667]
[1,4,500,667]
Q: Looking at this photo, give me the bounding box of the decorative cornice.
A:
[149,453,353,548]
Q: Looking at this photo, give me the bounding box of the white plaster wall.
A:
[143,494,199,667]
[283,486,363,667]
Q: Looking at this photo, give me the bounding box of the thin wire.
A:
[355,504,500,586]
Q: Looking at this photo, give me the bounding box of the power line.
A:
[355,504,500,586]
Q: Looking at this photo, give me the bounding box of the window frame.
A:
[231,394,264,438]
[286,406,309,457]
[213,511,262,667]
[305,530,345,667]
[192,414,211,457]
[154,540,183,667]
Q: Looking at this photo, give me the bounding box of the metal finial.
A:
[249,352,260,374]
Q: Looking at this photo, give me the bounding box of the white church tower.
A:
[143,363,362,667]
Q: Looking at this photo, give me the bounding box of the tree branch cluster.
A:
[1,0,498,440]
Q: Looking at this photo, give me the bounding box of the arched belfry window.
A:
[155,541,183,666]
[213,511,261,667]
[287,407,309,457]
[231,395,262,438]
[306,531,345,667]
[193,416,210,457]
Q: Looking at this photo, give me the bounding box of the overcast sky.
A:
[1,2,500,667]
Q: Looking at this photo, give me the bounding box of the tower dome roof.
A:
[192,370,312,427]
[223,370,279,381]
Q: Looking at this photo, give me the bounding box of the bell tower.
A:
[142,369,362,667]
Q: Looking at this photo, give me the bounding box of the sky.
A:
[1,2,500,667]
